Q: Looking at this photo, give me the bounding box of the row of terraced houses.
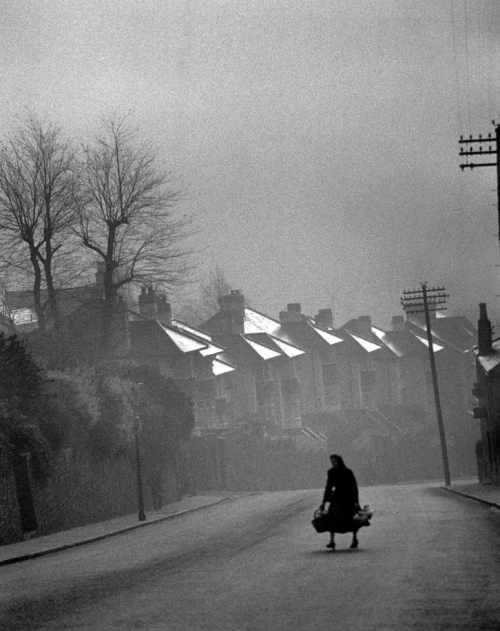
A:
[123,287,480,484]
[4,280,489,485]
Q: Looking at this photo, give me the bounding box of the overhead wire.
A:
[449,0,463,131]
[463,0,473,130]
[424,1,496,282]
[421,0,467,274]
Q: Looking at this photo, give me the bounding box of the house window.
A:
[322,363,339,407]
[281,377,302,425]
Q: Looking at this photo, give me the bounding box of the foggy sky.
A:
[2,0,500,328]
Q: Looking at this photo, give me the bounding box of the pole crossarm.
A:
[459,123,500,253]
[401,286,449,314]
[459,130,497,169]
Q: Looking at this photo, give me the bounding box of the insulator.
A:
[460,135,464,141]
[470,135,473,139]
[479,135,482,140]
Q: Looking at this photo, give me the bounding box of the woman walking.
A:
[320,454,360,549]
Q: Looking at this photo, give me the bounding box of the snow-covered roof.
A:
[413,334,444,352]
[172,320,213,341]
[312,325,343,346]
[347,332,381,353]
[270,336,305,357]
[476,339,500,374]
[158,323,208,353]
[243,308,282,336]
[212,357,235,375]
[245,337,281,360]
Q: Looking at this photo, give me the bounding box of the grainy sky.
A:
[2,0,500,328]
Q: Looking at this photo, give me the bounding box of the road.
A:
[1,483,500,630]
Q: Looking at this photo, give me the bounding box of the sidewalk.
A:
[442,480,500,510]
[0,494,231,567]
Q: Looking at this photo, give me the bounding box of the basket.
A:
[311,507,331,533]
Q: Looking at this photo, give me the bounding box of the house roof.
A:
[339,318,396,357]
[245,332,305,358]
[6,284,100,323]
[244,307,343,348]
[243,308,283,336]
[475,338,500,374]
[275,320,344,352]
[171,320,225,356]
[406,315,476,354]
[371,327,436,358]
[203,305,344,354]
[212,357,236,375]
[345,331,382,353]
[158,322,208,354]
[213,333,283,366]
[130,320,204,357]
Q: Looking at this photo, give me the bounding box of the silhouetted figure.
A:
[320,454,360,550]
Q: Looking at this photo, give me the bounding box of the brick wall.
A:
[0,449,184,545]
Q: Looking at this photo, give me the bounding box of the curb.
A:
[441,487,500,510]
[0,497,231,567]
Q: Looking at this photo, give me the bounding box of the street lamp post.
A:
[134,415,146,522]
[132,384,146,522]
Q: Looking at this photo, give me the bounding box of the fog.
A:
[2,0,500,328]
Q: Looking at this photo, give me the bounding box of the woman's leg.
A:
[350,531,358,549]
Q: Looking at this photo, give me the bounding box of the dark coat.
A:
[322,465,359,507]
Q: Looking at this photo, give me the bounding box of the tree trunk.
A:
[43,251,61,331]
[101,228,117,353]
[29,246,46,334]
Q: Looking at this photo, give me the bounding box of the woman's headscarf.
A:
[329,454,346,469]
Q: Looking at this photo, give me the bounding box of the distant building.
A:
[473,303,500,485]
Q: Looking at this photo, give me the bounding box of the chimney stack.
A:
[218,290,245,334]
[279,303,303,324]
[356,315,372,338]
[138,286,172,321]
[391,315,405,331]
[315,308,333,329]
[478,302,493,356]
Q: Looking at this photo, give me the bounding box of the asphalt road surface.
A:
[2,483,500,630]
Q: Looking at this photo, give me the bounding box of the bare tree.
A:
[0,115,80,332]
[199,265,233,317]
[76,116,194,351]
[173,266,236,325]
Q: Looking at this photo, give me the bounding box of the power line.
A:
[459,122,500,260]
[463,0,473,129]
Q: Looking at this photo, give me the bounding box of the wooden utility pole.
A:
[401,284,451,486]
[459,122,500,254]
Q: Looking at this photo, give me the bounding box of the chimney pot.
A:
[391,315,405,331]
[315,308,333,329]
[218,290,245,334]
[478,302,493,356]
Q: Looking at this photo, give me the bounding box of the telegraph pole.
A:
[401,283,451,486]
[459,122,500,254]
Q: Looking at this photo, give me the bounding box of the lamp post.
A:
[133,416,146,521]
[132,385,146,522]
